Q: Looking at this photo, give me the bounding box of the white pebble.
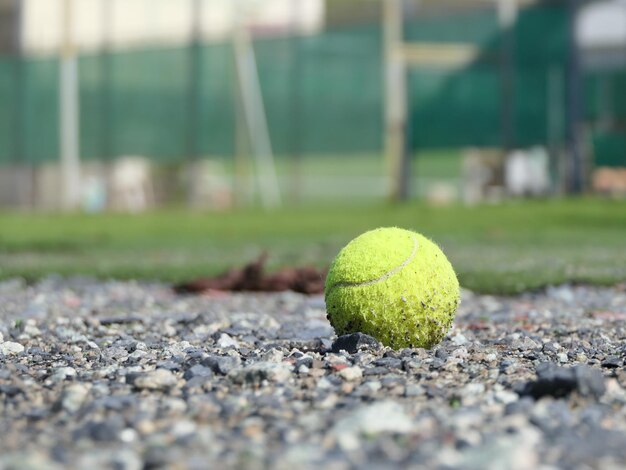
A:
[119,428,138,443]
[451,333,468,346]
[50,367,77,383]
[217,333,239,349]
[495,390,519,405]
[338,366,363,381]
[0,341,24,356]
[316,377,333,390]
[485,353,498,362]
[60,383,89,413]
[23,323,41,337]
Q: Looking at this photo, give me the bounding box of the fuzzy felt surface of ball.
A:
[324,227,460,349]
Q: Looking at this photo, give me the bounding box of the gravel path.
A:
[1,277,626,469]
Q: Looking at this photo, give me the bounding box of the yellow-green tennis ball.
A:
[325,227,460,350]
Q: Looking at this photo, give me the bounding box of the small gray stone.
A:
[58,383,90,413]
[50,367,77,383]
[228,362,292,385]
[77,417,124,442]
[216,333,239,348]
[331,401,414,451]
[202,355,241,375]
[0,341,24,356]
[518,363,605,399]
[132,369,179,391]
[511,335,539,351]
[451,332,469,346]
[602,356,622,368]
[404,384,426,397]
[338,366,363,381]
[331,333,380,354]
[183,365,213,380]
[575,365,607,398]
[373,357,403,369]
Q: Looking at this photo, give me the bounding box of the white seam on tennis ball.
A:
[328,236,419,291]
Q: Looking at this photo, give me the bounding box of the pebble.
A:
[202,354,241,375]
[0,341,24,356]
[518,363,606,399]
[450,332,469,346]
[132,369,179,391]
[50,367,78,383]
[58,383,90,413]
[216,333,239,349]
[338,366,363,381]
[228,362,293,385]
[331,333,380,353]
[602,356,622,368]
[0,278,625,468]
[183,365,213,380]
[331,401,414,451]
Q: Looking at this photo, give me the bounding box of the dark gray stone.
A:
[331,333,380,354]
[372,357,403,370]
[518,363,605,399]
[77,418,124,442]
[601,356,622,368]
[202,355,241,375]
[183,365,213,380]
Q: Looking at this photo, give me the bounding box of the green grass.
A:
[1,198,625,294]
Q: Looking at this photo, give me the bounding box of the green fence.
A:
[0,2,624,166]
[586,70,626,167]
[407,4,570,149]
[0,25,383,164]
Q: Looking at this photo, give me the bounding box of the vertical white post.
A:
[383,0,408,201]
[59,0,81,210]
[288,0,303,204]
[497,0,518,150]
[233,0,281,209]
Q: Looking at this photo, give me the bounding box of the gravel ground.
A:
[1,277,626,469]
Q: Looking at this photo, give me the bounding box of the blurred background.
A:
[0,0,624,211]
[0,0,626,293]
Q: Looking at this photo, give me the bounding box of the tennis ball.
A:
[325,227,460,350]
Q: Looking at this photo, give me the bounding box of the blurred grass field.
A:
[1,198,625,294]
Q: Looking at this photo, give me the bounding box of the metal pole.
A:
[233,0,281,209]
[11,0,23,166]
[566,0,583,194]
[186,0,203,205]
[383,0,409,201]
[100,0,113,160]
[59,0,81,210]
[187,0,202,162]
[233,54,251,207]
[289,0,303,204]
[232,2,250,207]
